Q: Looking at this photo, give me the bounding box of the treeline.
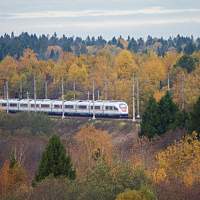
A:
[1,32,200,60]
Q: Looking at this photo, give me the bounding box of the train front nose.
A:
[119,103,128,118]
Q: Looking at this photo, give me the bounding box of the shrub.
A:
[0,112,54,135]
[176,55,198,73]
[30,176,79,200]
[115,186,156,200]
[78,160,151,200]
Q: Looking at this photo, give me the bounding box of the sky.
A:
[0,0,200,39]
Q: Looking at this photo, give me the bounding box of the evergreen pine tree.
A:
[158,91,179,134]
[176,54,198,73]
[111,37,117,45]
[141,96,160,138]
[35,135,75,182]
[189,97,200,134]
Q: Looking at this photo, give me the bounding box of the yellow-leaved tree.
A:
[152,132,200,187]
[116,187,156,200]
[72,126,113,177]
[137,52,167,112]
[115,50,138,79]
[0,56,19,96]
[68,63,88,86]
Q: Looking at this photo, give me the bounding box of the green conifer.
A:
[190,97,200,134]
[35,135,75,182]
[141,96,160,138]
[158,91,178,134]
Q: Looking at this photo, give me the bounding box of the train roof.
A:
[0,99,128,104]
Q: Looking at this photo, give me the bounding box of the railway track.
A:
[49,115,141,122]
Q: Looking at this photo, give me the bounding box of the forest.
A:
[0,33,200,200]
[0,33,200,60]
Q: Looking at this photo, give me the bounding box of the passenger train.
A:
[0,99,129,118]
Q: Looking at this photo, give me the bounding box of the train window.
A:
[2,103,7,107]
[114,107,118,111]
[78,105,87,109]
[31,104,40,108]
[20,104,28,108]
[95,106,101,110]
[9,103,17,107]
[90,106,101,110]
[41,104,50,108]
[54,105,62,109]
[65,105,74,109]
[119,104,127,108]
[105,106,113,110]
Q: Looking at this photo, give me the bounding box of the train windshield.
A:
[119,103,127,112]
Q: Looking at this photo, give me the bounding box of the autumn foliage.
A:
[72,125,113,177]
[0,159,28,199]
[151,132,200,199]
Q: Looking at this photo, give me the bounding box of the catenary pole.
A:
[136,75,140,119]
[61,77,65,119]
[167,72,170,91]
[132,74,136,122]
[27,91,30,112]
[45,80,48,99]
[20,81,23,99]
[33,75,36,112]
[6,80,9,113]
[97,90,100,100]
[73,81,76,100]
[181,73,185,110]
[92,80,96,120]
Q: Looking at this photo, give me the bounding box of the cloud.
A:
[1,7,200,19]
[29,17,200,29]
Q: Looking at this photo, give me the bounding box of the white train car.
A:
[0,99,129,118]
[64,101,76,115]
[19,99,30,112]
[39,100,52,113]
[76,100,91,116]
[0,99,19,112]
